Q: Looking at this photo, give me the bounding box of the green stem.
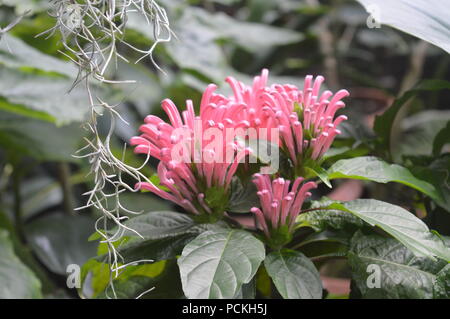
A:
[57,162,75,215]
[12,168,24,243]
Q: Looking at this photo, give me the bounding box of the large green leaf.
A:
[178,228,265,299]
[329,199,450,261]
[234,279,256,299]
[297,198,364,232]
[433,120,450,156]
[348,232,449,299]
[0,34,103,124]
[265,249,322,299]
[3,0,50,13]
[0,67,92,125]
[299,230,351,261]
[0,34,76,77]
[373,80,450,154]
[110,233,199,265]
[98,212,206,264]
[0,229,42,298]
[102,219,226,265]
[399,111,450,157]
[182,7,303,53]
[0,110,83,161]
[327,156,442,203]
[162,10,233,82]
[113,61,161,116]
[25,214,98,275]
[411,156,450,212]
[82,259,183,299]
[356,0,450,54]
[128,6,302,82]
[2,176,63,220]
[433,264,450,299]
[122,211,196,240]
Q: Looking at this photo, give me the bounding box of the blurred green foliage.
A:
[0,0,449,299]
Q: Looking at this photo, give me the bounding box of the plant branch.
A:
[12,166,24,243]
[57,162,75,215]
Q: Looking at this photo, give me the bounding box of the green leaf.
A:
[113,61,161,116]
[0,229,42,298]
[0,34,76,77]
[105,220,226,264]
[411,155,450,212]
[0,67,92,125]
[399,111,450,157]
[3,0,50,14]
[327,156,442,203]
[80,259,111,298]
[187,8,303,53]
[100,276,157,299]
[25,214,98,275]
[329,199,450,261]
[111,233,199,265]
[104,192,173,218]
[178,228,265,299]
[304,163,332,188]
[299,230,351,260]
[121,262,182,299]
[265,249,322,299]
[0,110,83,161]
[356,0,450,54]
[130,5,302,83]
[0,29,91,124]
[2,176,63,220]
[433,264,450,299]
[296,198,365,232]
[234,279,256,299]
[373,80,450,154]
[82,259,184,299]
[348,232,449,299]
[122,211,196,240]
[158,9,232,82]
[433,120,450,156]
[227,178,259,213]
[300,229,351,247]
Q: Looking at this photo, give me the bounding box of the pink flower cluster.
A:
[130,88,249,215]
[225,69,349,165]
[131,70,349,228]
[251,174,317,237]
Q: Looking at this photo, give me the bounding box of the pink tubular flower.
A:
[226,69,349,167]
[130,86,250,217]
[250,174,317,241]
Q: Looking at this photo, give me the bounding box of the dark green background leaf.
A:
[25,214,97,275]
